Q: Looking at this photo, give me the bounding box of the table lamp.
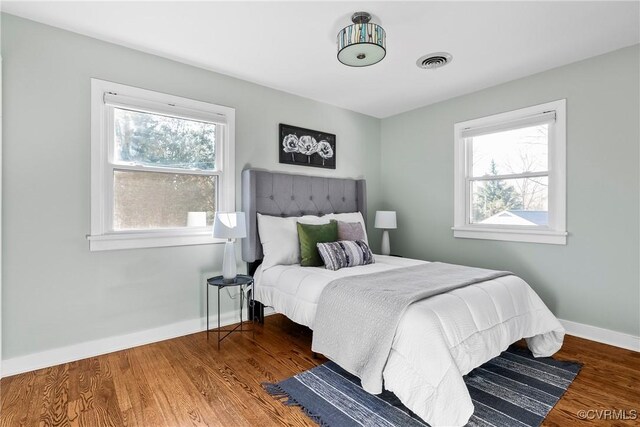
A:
[187,211,207,227]
[213,212,247,283]
[374,211,397,256]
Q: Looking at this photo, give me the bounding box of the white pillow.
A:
[325,212,369,244]
[257,213,330,270]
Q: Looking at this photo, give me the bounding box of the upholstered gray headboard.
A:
[241,168,367,263]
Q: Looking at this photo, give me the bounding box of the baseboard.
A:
[559,319,640,352]
[1,309,274,378]
[3,311,634,378]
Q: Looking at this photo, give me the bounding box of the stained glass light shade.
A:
[337,13,386,67]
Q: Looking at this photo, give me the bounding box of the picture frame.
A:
[279,123,336,169]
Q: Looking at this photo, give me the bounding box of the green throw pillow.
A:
[297,220,339,267]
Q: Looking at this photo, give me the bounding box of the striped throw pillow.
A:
[316,240,375,271]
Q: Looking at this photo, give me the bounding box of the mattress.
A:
[255,255,565,426]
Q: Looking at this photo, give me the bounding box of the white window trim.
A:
[452,99,567,245]
[89,79,235,251]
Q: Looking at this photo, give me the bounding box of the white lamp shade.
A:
[187,211,207,227]
[213,212,247,239]
[374,211,397,229]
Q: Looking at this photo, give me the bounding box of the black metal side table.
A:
[206,274,254,349]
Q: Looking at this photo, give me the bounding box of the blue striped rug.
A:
[263,345,580,427]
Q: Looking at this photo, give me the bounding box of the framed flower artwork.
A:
[279,123,336,169]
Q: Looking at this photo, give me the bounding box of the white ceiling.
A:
[3,1,639,118]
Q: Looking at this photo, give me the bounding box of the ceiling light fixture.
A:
[337,12,386,67]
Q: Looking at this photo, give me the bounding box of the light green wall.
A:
[2,13,638,361]
[1,14,381,359]
[380,45,640,336]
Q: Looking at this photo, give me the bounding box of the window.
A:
[89,79,235,250]
[453,100,566,244]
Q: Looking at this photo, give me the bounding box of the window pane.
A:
[113,171,216,230]
[471,124,548,177]
[113,108,216,170]
[471,177,548,225]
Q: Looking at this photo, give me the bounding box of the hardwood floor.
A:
[1,315,638,426]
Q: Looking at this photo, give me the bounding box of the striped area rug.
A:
[263,345,581,427]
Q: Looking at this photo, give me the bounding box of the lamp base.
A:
[222,239,237,282]
[381,230,391,256]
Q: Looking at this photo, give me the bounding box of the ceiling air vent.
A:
[416,52,453,70]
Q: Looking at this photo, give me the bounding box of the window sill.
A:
[452,226,567,245]
[87,230,227,251]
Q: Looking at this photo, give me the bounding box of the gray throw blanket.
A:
[311,262,511,394]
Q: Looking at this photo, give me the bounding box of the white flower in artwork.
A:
[282,134,299,161]
[297,135,318,163]
[317,140,334,165]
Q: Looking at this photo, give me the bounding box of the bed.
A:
[241,168,565,427]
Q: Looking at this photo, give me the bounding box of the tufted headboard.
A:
[241,168,367,263]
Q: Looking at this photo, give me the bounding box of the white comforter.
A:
[255,256,565,426]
